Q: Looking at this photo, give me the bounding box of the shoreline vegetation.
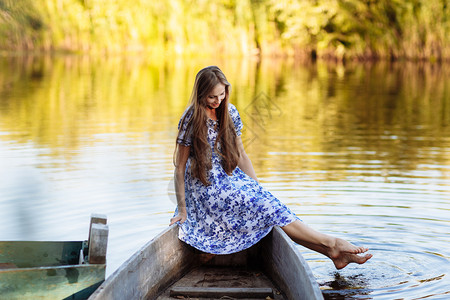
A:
[0,0,449,61]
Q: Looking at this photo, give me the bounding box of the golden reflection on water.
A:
[1,56,449,179]
[1,56,184,148]
[240,61,450,184]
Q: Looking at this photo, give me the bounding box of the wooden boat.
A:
[0,214,108,300]
[89,224,324,300]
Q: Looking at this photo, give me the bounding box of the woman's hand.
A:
[170,211,187,225]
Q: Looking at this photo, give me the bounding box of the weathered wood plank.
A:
[169,287,274,298]
[261,227,324,300]
[87,214,107,259]
[171,267,274,288]
[89,214,107,226]
[88,223,109,264]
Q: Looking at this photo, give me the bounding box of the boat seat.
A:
[170,286,274,299]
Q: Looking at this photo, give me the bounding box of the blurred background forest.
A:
[0,0,449,61]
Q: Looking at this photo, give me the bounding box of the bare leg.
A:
[281,220,372,269]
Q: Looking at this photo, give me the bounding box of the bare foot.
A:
[332,252,372,269]
[328,238,372,269]
[280,221,372,269]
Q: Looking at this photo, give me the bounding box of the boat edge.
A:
[262,226,324,300]
[88,224,193,300]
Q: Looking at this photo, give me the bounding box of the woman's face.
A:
[206,83,226,109]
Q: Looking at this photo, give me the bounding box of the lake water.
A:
[0,55,449,299]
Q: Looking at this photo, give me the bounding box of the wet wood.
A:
[88,223,109,264]
[88,213,108,265]
[88,213,107,248]
[159,266,282,300]
[170,287,274,298]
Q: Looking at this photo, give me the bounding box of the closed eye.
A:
[209,91,225,98]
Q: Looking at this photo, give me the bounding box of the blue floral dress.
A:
[175,103,299,254]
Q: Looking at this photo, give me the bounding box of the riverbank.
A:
[1,0,449,61]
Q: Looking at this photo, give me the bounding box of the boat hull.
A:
[89,224,323,300]
[0,214,108,300]
[0,241,105,300]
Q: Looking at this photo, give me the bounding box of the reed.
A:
[0,0,448,60]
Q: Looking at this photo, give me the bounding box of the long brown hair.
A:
[175,66,240,185]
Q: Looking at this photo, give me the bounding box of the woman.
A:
[170,66,372,269]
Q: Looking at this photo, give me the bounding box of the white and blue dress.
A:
[176,103,299,254]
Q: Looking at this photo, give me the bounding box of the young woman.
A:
[170,66,372,269]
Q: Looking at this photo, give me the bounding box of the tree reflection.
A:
[0,56,449,182]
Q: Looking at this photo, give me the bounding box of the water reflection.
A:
[0,55,449,299]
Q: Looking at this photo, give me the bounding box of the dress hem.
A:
[177,217,298,255]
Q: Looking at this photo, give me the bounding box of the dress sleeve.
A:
[177,107,194,146]
[229,103,243,137]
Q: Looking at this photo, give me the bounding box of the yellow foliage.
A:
[0,0,448,60]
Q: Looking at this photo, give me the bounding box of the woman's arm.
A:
[170,144,190,225]
[236,136,258,182]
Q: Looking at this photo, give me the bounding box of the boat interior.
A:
[156,235,287,300]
